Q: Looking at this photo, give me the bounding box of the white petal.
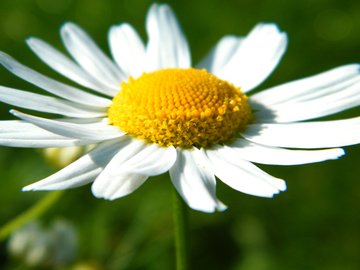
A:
[0,138,90,148]
[206,149,286,197]
[0,117,117,132]
[221,139,345,165]
[109,23,146,77]
[216,23,287,92]
[255,80,360,122]
[95,173,148,201]
[169,149,226,213]
[197,35,243,72]
[145,4,191,70]
[61,22,125,91]
[91,139,149,200]
[270,73,359,104]
[0,52,111,107]
[114,143,177,176]
[11,110,123,141]
[0,120,94,147]
[251,64,360,107]
[28,169,99,190]
[0,86,106,118]
[0,119,35,132]
[23,139,125,191]
[241,117,360,148]
[92,141,177,201]
[27,37,117,96]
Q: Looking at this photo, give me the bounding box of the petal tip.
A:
[25,37,36,44]
[277,179,287,192]
[0,51,9,59]
[336,148,346,158]
[216,202,228,212]
[22,182,47,191]
[61,21,76,29]
[60,22,78,36]
[9,109,18,116]
[22,185,32,192]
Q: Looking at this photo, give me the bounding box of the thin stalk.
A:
[173,189,189,270]
[0,191,64,241]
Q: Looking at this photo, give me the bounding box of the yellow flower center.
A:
[108,68,252,148]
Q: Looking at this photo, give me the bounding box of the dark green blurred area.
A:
[0,0,359,269]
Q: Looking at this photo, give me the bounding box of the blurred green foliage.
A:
[0,0,359,269]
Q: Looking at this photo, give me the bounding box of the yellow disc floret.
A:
[108,68,252,148]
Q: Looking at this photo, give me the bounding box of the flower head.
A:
[0,4,359,212]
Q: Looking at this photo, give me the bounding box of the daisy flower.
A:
[0,4,359,213]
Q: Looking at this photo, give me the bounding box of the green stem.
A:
[173,189,189,270]
[0,190,64,241]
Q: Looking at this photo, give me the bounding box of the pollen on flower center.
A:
[108,68,252,148]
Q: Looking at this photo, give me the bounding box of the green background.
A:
[0,0,359,269]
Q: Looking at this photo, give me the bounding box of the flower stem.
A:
[173,189,189,270]
[0,191,64,241]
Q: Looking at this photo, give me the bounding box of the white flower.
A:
[0,4,359,213]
